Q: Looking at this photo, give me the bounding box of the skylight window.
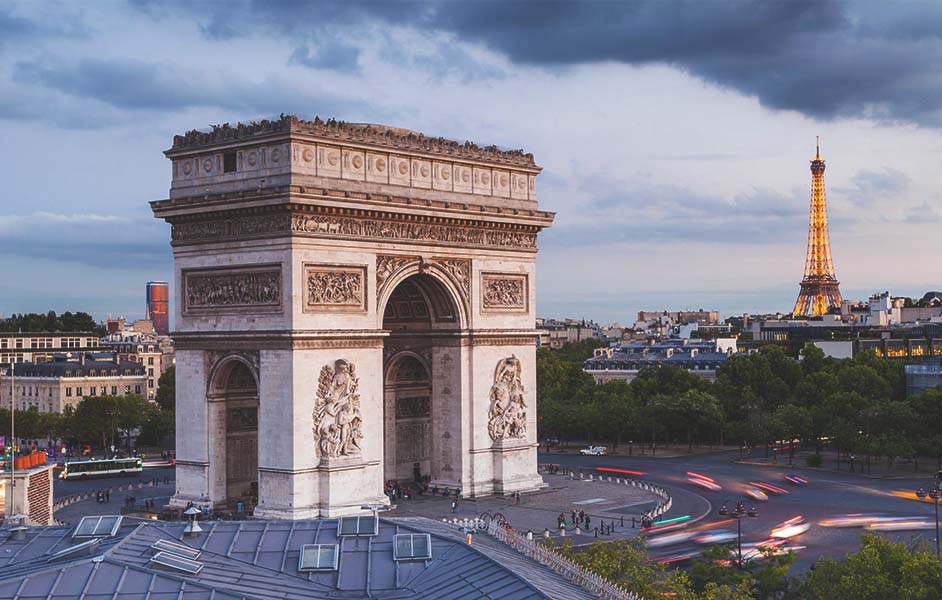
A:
[338,515,378,537]
[393,533,432,561]
[298,544,339,572]
[151,539,201,560]
[150,551,203,575]
[73,515,122,538]
[46,538,101,562]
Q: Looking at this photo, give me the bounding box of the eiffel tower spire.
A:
[793,138,842,316]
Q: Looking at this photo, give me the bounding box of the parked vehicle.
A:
[580,445,608,456]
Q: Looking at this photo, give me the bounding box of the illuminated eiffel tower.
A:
[793,138,842,316]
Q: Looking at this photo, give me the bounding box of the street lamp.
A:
[723,502,759,569]
[915,485,941,557]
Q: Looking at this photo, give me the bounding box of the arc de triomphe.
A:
[152,115,554,518]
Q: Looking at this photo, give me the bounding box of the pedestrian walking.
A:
[585,514,591,529]
[570,510,576,524]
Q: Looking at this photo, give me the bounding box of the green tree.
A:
[155,366,176,411]
[802,534,942,600]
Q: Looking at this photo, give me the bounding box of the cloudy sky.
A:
[1,0,940,325]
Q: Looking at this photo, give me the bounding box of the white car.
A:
[580,446,608,456]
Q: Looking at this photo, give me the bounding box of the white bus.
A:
[60,457,143,480]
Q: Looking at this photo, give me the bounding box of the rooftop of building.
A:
[168,114,537,169]
[0,331,98,338]
[3,356,146,378]
[0,516,579,600]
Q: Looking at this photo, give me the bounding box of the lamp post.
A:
[1,364,14,517]
[724,502,759,569]
[916,484,941,557]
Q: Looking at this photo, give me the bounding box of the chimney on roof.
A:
[80,353,86,366]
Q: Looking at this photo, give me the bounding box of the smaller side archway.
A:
[207,355,259,508]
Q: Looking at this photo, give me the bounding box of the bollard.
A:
[620,516,624,527]
[527,530,533,541]
[544,529,550,539]
[575,526,581,535]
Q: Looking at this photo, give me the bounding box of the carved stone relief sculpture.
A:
[304,265,366,311]
[184,266,281,312]
[376,254,418,298]
[436,258,471,298]
[487,355,527,442]
[313,359,363,460]
[481,273,527,311]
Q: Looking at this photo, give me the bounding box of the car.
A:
[785,474,808,486]
[580,446,608,456]
[745,488,769,502]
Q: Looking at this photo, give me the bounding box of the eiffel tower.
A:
[793,138,842,316]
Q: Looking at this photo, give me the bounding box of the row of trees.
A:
[0,310,101,333]
[556,533,942,600]
[0,367,176,452]
[538,340,941,468]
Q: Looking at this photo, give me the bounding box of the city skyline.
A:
[1,1,941,324]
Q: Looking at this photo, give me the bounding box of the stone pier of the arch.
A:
[152,115,554,518]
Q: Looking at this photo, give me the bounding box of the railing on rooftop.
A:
[485,520,643,600]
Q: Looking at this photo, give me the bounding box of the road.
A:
[54,466,175,500]
[540,449,940,570]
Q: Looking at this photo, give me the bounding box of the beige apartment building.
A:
[0,355,147,413]
[99,332,167,399]
[0,332,100,365]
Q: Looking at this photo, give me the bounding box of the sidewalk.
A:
[388,472,665,544]
[734,449,938,481]
[541,445,741,459]
[54,479,174,525]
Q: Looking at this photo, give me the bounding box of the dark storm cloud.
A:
[132,0,942,127]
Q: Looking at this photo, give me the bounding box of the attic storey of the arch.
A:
[151,116,555,519]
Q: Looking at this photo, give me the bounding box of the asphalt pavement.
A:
[540,448,939,570]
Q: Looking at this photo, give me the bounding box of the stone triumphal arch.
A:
[152,115,554,518]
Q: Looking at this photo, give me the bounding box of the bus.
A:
[60,457,143,480]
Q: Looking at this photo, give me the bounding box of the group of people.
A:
[557,509,594,532]
[95,489,110,504]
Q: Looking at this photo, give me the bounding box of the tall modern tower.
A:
[793,138,842,316]
[146,281,170,335]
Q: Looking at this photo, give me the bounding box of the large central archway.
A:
[381,271,465,490]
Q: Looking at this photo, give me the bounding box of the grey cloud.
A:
[132,0,942,127]
[11,57,374,117]
[289,43,360,72]
[0,212,170,269]
[832,167,910,207]
[542,176,807,247]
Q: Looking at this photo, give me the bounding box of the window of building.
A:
[148,380,154,388]
[89,369,97,377]
[111,369,117,376]
[135,385,141,394]
[15,339,23,349]
[148,357,154,365]
[100,386,106,396]
[0,339,6,349]
[223,151,237,173]
[89,387,97,396]
[111,386,117,395]
[124,386,130,395]
[66,387,72,397]
[77,387,83,396]
[148,368,154,377]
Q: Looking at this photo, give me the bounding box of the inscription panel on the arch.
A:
[303,263,368,312]
[480,272,528,313]
[183,264,282,315]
